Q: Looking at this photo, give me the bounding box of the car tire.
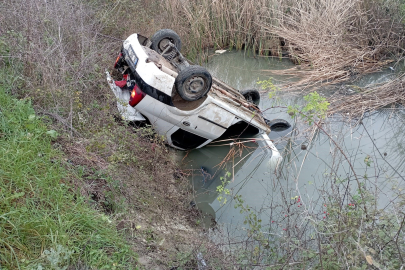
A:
[175,65,212,101]
[264,118,291,131]
[150,29,182,56]
[240,89,260,105]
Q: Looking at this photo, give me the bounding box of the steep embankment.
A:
[0,0,208,268]
[0,88,136,268]
[0,80,207,269]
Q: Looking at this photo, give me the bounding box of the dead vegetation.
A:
[328,73,405,117]
[0,0,211,268]
[164,0,279,58]
[164,0,405,115]
[263,0,405,88]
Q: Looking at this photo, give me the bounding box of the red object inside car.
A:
[114,80,127,88]
[114,74,128,88]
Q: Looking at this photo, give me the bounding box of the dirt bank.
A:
[56,133,212,269]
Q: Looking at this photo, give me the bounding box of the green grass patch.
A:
[0,89,136,269]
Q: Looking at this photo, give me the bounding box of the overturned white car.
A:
[106,29,288,157]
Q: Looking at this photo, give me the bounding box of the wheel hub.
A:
[185,77,205,93]
[159,38,172,51]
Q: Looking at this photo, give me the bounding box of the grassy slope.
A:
[0,1,222,268]
[0,87,136,269]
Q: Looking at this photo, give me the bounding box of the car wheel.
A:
[175,65,212,101]
[264,118,291,131]
[150,29,182,57]
[240,89,260,105]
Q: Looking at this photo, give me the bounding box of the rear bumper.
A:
[106,70,146,122]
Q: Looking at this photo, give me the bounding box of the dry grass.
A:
[164,0,280,58]
[163,0,405,119]
[0,0,116,138]
[164,0,404,86]
[328,74,405,117]
[0,0,210,268]
[162,0,405,119]
[261,0,405,88]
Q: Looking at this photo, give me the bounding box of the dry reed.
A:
[165,0,404,88]
[260,0,405,87]
[164,0,280,58]
[328,74,405,117]
[163,0,405,118]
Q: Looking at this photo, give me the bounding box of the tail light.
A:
[114,53,123,69]
[129,84,145,107]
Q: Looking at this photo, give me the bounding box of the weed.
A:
[257,77,279,99]
[288,91,330,125]
[0,85,136,269]
[216,171,232,205]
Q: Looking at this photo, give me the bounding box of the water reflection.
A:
[185,139,279,227]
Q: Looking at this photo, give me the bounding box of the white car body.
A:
[106,33,281,162]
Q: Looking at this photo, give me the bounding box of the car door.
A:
[182,103,236,140]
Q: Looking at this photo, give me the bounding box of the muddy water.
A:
[178,51,405,231]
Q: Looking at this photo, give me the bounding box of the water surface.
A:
[180,51,405,233]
